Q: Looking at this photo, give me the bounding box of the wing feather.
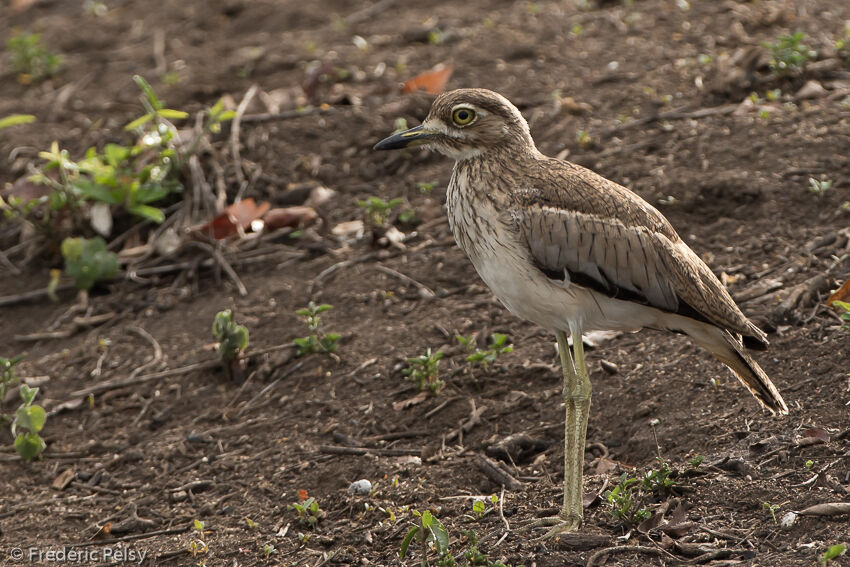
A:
[512,158,764,345]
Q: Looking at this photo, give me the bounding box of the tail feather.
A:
[710,331,788,415]
[662,315,788,414]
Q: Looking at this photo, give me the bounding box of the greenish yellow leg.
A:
[544,327,592,536]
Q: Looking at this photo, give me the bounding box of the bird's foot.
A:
[516,512,582,539]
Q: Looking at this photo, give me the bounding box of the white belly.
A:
[460,220,661,334]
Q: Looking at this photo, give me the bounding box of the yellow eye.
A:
[451,107,476,126]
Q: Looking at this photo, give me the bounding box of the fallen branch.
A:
[14,312,116,342]
[69,524,191,548]
[476,454,523,491]
[798,502,850,516]
[375,264,435,298]
[586,545,665,567]
[230,84,259,185]
[126,325,164,378]
[318,445,421,457]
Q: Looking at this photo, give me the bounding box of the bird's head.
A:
[374,88,535,161]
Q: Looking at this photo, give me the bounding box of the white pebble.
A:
[348,479,372,495]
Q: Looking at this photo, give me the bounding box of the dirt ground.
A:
[1,0,849,565]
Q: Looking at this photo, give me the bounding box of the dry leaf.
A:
[392,391,429,411]
[52,468,75,490]
[263,206,318,231]
[802,427,831,442]
[194,198,270,239]
[826,279,850,306]
[637,511,664,534]
[402,64,454,95]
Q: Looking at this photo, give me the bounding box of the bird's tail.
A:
[665,316,788,415]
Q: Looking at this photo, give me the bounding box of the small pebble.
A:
[780,511,798,528]
[600,359,619,374]
[347,479,372,495]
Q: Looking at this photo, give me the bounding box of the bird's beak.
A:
[373,124,437,150]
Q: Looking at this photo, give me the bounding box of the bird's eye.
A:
[451,108,476,126]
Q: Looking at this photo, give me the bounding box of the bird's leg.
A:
[536,328,592,537]
[517,328,593,537]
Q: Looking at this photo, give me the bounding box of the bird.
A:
[374,88,788,534]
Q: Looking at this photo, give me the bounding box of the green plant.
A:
[212,310,249,363]
[457,333,513,368]
[401,509,452,567]
[0,114,36,130]
[688,455,703,468]
[763,501,779,525]
[358,196,404,228]
[289,496,326,528]
[263,544,277,558]
[188,519,208,557]
[766,32,815,76]
[576,129,592,149]
[12,384,47,460]
[471,495,498,520]
[61,236,119,290]
[805,459,814,470]
[293,302,340,356]
[6,31,61,83]
[808,177,832,197]
[22,76,233,234]
[642,457,676,495]
[0,355,24,420]
[819,544,846,566]
[604,473,651,526]
[833,301,850,330]
[417,181,436,194]
[398,208,421,226]
[403,348,444,395]
[835,24,850,63]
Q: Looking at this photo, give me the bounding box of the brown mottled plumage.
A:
[375,88,787,533]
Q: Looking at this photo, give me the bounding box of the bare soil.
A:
[1,1,849,566]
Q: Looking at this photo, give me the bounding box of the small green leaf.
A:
[823,544,846,561]
[124,113,154,131]
[14,432,46,460]
[0,114,36,129]
[427,517,450,556]
[127,204,165,223]
[19,384,38,405]
[15,404,46,433]
[133,75,162,109]
[193,519,205,531]
[157,108,189,120]
[400,526,419,558]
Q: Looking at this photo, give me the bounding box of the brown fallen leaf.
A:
[826,279,850,305]
[392,391,428,411]
[263,206,318,231]
[637,511,664,534]
[52,468,75,490]
[402,64,454,95]
[802,427,831,442]
[193,198,270,239]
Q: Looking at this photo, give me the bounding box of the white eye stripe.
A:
[450,104,488,118]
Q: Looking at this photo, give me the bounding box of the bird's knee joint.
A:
[564,388,591,404]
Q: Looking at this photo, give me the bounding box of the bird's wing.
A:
[512,162,764,343]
